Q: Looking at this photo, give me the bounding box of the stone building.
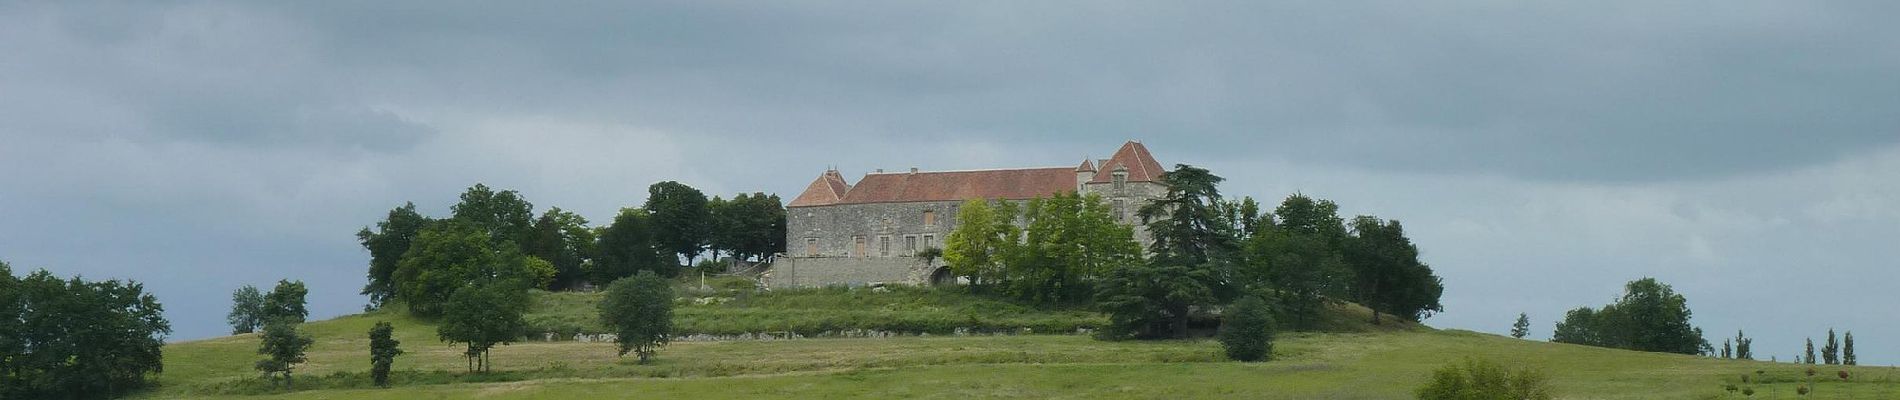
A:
[765,141,1168,288]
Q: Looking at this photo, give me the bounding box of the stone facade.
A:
[769,141,1169,288]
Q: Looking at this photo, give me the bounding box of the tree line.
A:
[0,260,170,399]
[942,164,1448,361]
[357,182,785,314]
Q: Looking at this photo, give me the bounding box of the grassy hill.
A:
[139,285,1898,399]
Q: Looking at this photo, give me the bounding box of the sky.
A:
[2,1,1896,364]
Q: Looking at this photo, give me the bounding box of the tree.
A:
[450,183,536,249]
[255,319,314,389]
[1822,329,1839,365]
[1843,331,1856,365]
[394,221,554,316]
[599,270,674,363]
[358,202,432,308]
[1551,307,1608,347]
[368,321,402,387]
[5,267,170,398]
[1341,216,1444,324]
[1009,193,1142,305]
[1246,227,1348,330]
[437,283,529,373]
[0,261,21,397]
[1548,278,1705,355]
[594,208,667,285]
[523,207,595,291]
[1511,313,1531,339]
[943,199,1017,288]
[1805,337,1816,364]
[645,181,711,268]
[1137,164,1239,294]
[262,279,309,324]
[1096,260,1213,339]
[1218,296,1275,362]
[716,193,787,262]
[1735,330,1753,360]
[228,285,266,334]
[1721,339,1733,359]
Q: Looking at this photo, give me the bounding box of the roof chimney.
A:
[909,167,919,174]
[875,168,884,173]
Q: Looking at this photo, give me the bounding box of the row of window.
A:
[804,234,938,257]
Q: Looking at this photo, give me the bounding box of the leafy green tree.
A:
[6,268,170,398]
[1096,260,1213,339]
[1805,337,1816,364]
[228,285,266,334]
[523,207,596,291]
[599,270,674,363]
[1549,278,1706,355]
[1551,307,1610,347]
[1843,331,1855,365]
[262,279,309,324]
[394,221,553,316]
[0,261,20,397]
[437,283,529,373]
[1009,193,1142,305]
[1137,164,1239,293]
[368,321,402,387]
[450,183,536,249]
[1511,313,1531,339]
[1099,164,1233,339]
[944,199,1018,288]
[707,195,735,264]
[1218,296,1275,362]
[714,193,787,262]
[1342,216,1444,324]
[357,202,433,308]
[1721,339,1733,359]
[1415,358,1554,400]
[645,181,711,269]
[594,208,667,285]
[1823,329,1839,365]
[1246,226,1348,330]
[1734,330,1753,360]
[255,319,314,389]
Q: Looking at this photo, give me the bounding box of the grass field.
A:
[137,286,1900,399]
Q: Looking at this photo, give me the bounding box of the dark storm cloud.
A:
[231,1,1900,181]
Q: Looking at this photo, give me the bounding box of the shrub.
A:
[368,321,402,387]
[1414,358,1553,400]
[1217,296,1275,362]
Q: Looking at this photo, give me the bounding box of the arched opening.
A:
[928,267,955,286]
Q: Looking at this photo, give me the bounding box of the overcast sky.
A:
[3,1,1896,364]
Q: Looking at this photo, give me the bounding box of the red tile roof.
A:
[1090,141,1165,183]
[834,167,1077,205]
[788,141,1162,208]
[787,169,851,207]
[1075,159,1097,172]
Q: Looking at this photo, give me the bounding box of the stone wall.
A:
[765,256,941,288]
[774,180,1168,288]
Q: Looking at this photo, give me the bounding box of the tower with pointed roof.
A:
[767,141,1169,289]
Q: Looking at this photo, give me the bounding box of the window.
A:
[805,238,819,256]
[905,235,918,255]
[878,236,892,257]
[854,236,866,257]
[922,210,937,227]
[922,234,935,248]
[1113,199,1127,222]
[1112,172,1127,190]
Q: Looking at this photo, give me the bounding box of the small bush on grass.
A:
[1217,296,1275,362]
[1414,358,1553,400]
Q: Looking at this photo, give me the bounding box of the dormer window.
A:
[1112,172,1128,190]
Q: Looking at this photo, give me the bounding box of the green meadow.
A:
[138,287,1900,399]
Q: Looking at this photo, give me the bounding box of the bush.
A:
[1217,296,1275,362]
[1414,358,1553,400]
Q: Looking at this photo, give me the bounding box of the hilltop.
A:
[134,285,1900,399]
